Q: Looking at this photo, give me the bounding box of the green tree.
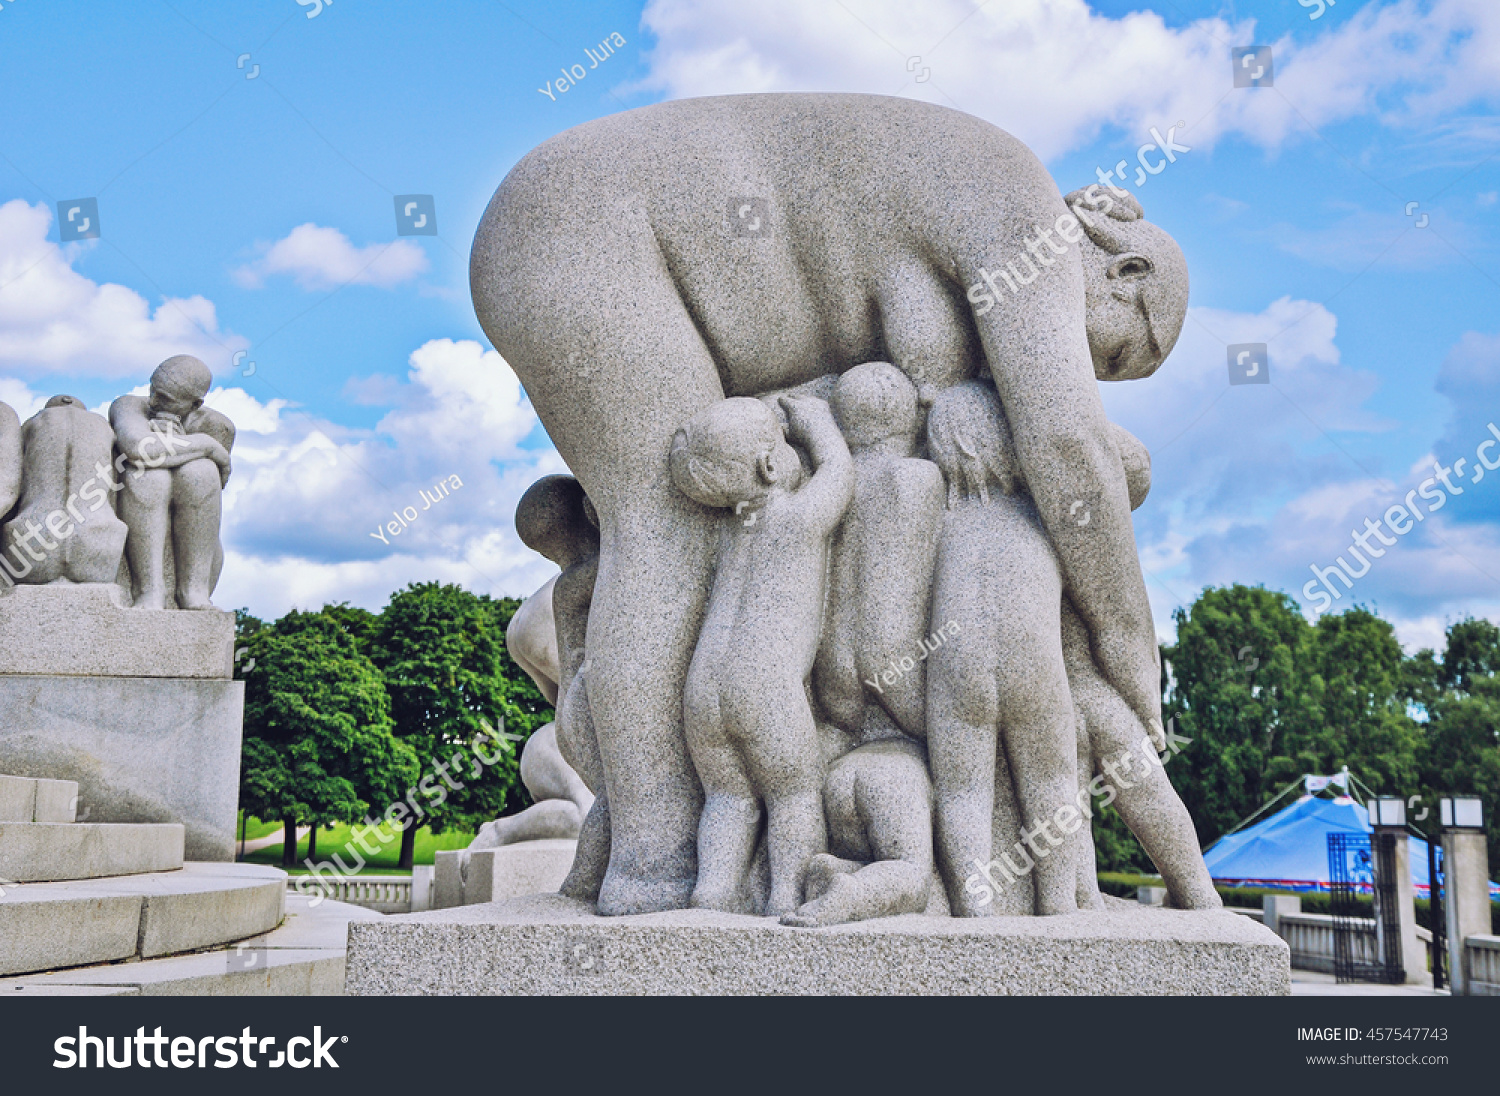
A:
[238,609,418,867]
[1296,607,1422,797]
[321,601,380,652]
[1410,618,1500,868]
[1159,584,1316,846]
[370,583,552,868]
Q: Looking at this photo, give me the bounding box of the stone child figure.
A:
[511,474,608,901]
[815,363,944,739]
[110,355,234,610]
[926,380,1081,917]
[781,736,937,928]
[1063,426,1220,910]
[671,395,853,915]
[0,396,128,585]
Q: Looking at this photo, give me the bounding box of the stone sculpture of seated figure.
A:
[109,355,234,610]
[1,395,128,585]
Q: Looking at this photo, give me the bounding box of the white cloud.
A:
[1109,308,1500,646]
[635,0,1500,160]
[232,223,429,290]
[206,338,560,618]
[0,200,246,380]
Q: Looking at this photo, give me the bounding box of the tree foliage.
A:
[367,583,552,866]
[1091,583,1498,875]
[237,609,418,865]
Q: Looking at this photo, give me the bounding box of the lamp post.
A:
[1440,796,1489,996]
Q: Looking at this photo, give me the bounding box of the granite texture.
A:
[466,840,577,904]
[0,673,244,859]
[816,363,943,740]
[472,93,1192,918]
[0,396,127,586]
[136,863,285,958]
[0,583,235,678]
[346,893,1288,996]
[0,821,184,882]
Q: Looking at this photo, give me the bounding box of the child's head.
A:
[830,362,920,450]
[516,474,599,568]
[1109,422,1151,510]
[670,397,791,508]
[149,355,212,420]
[926,381,1020,503]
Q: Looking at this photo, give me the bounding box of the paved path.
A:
[238,825,311,856]
[1291,970,1445,996]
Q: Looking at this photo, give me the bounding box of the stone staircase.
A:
[0,774,378,994]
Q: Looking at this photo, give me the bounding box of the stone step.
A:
[0,774,78,823]
[0,821,183,882]
[0,892,381,996]
[0,862,286,977]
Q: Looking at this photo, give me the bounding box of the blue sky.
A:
[1,0,1497,651]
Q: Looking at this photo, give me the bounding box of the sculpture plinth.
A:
[0,585,243,860]
[346,894,1289,996]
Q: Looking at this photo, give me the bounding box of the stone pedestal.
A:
[0,584,242,860]
[1443,829,1493,996]
[432,838,577,909]
[346,894,1291,996]
[1262,894,1300,937]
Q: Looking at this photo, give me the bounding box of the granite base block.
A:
[0,675,243,860]
[432,838,577,909]
[0,584,234,678]
[345,894,1291,996]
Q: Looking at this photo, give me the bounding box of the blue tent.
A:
[1204,794,1499,899]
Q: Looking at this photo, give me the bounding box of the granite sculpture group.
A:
[474,93,1224,928]
[0,354,242,864]
[0,354,233,608]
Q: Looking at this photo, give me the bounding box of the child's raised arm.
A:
[777,395,853,534]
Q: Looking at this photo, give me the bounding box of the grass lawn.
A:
[237,813,284,843]
[240,818,475,875]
